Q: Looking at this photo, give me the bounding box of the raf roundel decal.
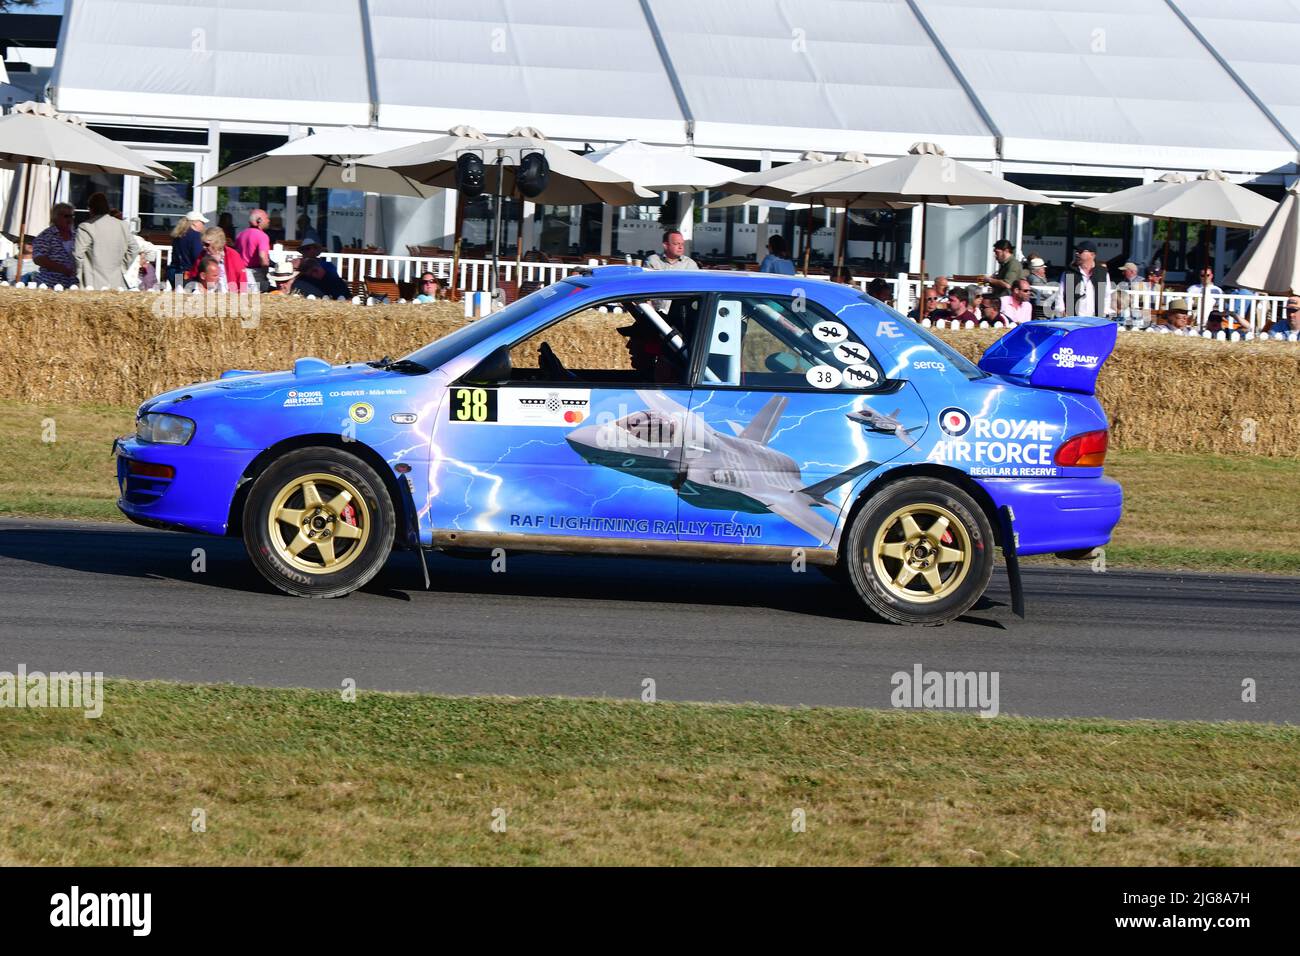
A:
[349,402,374,424]
[812,321,849,343]
[938,406,970,437]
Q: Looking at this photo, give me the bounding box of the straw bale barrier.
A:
[1,289,1296,458]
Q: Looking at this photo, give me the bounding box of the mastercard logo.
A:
[938,406,970,437]
[564,410,584,424]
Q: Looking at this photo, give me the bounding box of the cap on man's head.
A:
[1122,261,1139,272]
[1167,298,1190,313]
[1027,257,1046,270]
[268,266,295,282]
[185,210,209,223]
[1075,240,1098,254]
[298,232,323,250]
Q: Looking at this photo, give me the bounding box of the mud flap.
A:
[997,504,1025,619]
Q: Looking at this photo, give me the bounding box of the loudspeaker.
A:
[516,151,550,199]
[455,153,485,197]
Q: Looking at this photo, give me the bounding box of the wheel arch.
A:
[839,463,1003,562]
[225,433,415,547]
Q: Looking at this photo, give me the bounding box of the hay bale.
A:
[1,289,1297,458]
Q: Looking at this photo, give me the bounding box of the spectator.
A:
[415,272,442,303]
[1114,261,1151,323]
[1267,296,1300,334]
[643,229,698,271]
[3,238,35,283]
[265,264,298,296]
[982,239,1024,294]
[759,234,796,275]
[932,274,950,305]
[1057,240,1113,317]
[907,287,942,321]
[30,203,79,287]
[295,234,350,298]
[1154,298,1191,332]
[218,212,237,245]
[978,293,1008,326]
[191,256,223,292]
[186,227,249,292]
[947,286,977,324]
[1025,256,1057,319]
[235,208,272,291]
[127,235,160,291]
[828,264,854,284]
[1204,310,1227,334]
[295,257,350,299]
[74,192,138,290]
[1186,265,1223,317]
[1000,278,1034,325]
[169,212,208,288]
[865,277,892,304]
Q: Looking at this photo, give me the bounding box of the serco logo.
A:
[938,406,970,437]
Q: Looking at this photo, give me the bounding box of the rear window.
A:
[856,294,987,381]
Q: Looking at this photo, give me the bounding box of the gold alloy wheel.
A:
[868,503,971,604]
[266,472,371,574]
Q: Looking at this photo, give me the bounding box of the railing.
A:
[137,248,1297,334]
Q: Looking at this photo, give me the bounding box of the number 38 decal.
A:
[450,387,498,423]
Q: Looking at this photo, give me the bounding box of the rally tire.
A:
[845,477,994,626]
[242,447,395,598]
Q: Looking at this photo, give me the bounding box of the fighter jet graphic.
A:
[565,390,879,543]
[846,406,921,444]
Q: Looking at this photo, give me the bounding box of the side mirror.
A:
[462,345,511,385]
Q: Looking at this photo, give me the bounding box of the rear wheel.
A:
[845,477,994,626]
[243,447,395,597]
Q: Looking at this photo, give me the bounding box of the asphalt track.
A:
[0,517,1296,722]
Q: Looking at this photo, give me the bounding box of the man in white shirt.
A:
[1056,240,1114,318]
[1186,265,1223,320]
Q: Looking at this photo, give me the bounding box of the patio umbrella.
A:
[369,127,652,290]
[1225,180,1300,295]
[203,126,440,198]
[0,101,163,282]
[799,143,1056,312]
[1073,173,1189,294]
[717,151,910,271]
[583,140,733,193]
[1076,169,1276,324]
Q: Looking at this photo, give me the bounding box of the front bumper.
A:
[114,436,258,536]
[978,476,1123,556]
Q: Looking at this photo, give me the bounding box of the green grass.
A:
[0,401,1296,572]
[1,681,1296,866]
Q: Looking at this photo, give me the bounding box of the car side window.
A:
[698,294,885,390]
[505,295,704,386]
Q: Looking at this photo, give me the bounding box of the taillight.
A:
[1054,429,1108,467]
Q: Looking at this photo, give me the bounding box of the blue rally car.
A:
[115,266,1122,625]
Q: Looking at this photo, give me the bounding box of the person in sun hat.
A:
[169,210,208,288]
[1154,297,1191,332]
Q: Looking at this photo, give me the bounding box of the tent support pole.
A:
[490,151,505,295]
[449,190,465,300]
[15,162,35,283]
[801,205,813,274]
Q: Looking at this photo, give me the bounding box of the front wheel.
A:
[243,447,395,597]
[844,477,994,626]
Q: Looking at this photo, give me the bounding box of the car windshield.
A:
[855,293,987,381]
[402,280,587,371]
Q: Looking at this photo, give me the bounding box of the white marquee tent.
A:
[49,0,1300,172]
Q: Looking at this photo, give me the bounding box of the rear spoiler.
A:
[977,318,1117,395]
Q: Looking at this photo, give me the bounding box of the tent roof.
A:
[49,0,1300,173]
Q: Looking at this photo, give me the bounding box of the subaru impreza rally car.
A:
[115,266,1121,625]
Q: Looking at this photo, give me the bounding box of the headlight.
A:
[136,413,195,445]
